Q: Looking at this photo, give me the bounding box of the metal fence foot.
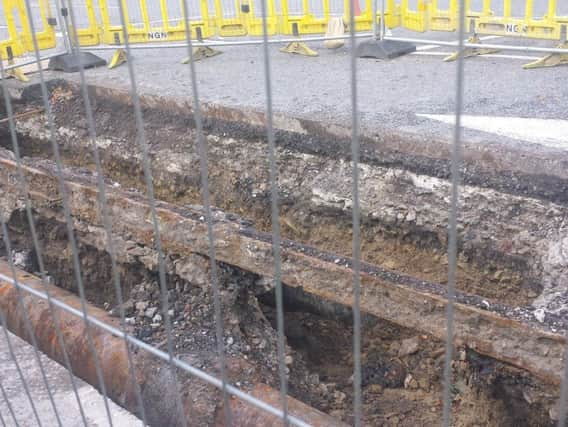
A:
[182,46,222,63]
[523,42,568,69]
[108,49,127,69]
[280,41,318,57]
[357,39,416,59]
[443,34,499,62]
[48,52,106,72]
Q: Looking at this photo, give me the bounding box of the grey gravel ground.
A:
[40,27,566,153]
[0,329,140,427]
[9,0,568,153]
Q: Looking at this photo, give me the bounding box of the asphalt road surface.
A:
[3,1,568,156]
[55,30,568,154]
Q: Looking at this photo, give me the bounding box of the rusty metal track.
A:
[0,152,564,388]
[0,260,346,427]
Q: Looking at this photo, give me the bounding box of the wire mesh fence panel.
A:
[0,1,9,41]
[68,1,94,31]
[2,0,568,425]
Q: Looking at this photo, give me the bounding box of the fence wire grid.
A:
[0,0,567,426]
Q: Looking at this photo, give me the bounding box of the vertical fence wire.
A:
[1,2,540,427]
[0,222,61,427]
[0,59,69,427]
[557,230,568,426]
[259,0,290,424]
[1,269,313,427]
[0,377,18,427]
[0,71,67,427]
[0,47,67,427]
[561,367,568,427]
[348,0,363,425]
[0,402,6,427]
[63,1,149,425]
[0,59,89,427]
[442,0,466,425]
[0,312,41,427]
[180,0,232,425]
[21,0,115,425]
[114,1,189,425]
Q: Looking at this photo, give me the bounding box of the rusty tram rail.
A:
[0,151,564,391]
[0,260,346,427]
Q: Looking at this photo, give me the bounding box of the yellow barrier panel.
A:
[385,0,401,29]
[344,0,373,32]
[1,0,26,58]
[0,0,56,59]
[99,0,214,45]
[213,0,247,36]
[280,0,399,35]
[400,0,427,32]
[243,0,278,36]
[429,0,484,32]
[429,0,458,32]
[213,0,277,37]
[401,0,567,43]
[475,0,563,40]
[280,0,331,35]
[1,0,563,70]
[19,0,56,52]
[348,0,400,32]
[68,0,101,46]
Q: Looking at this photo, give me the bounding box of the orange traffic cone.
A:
[354,0,361,16]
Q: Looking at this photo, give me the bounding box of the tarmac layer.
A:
[48,29,568,156]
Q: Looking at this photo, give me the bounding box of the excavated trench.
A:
[0,79,566,425]
[0,82,545,307]
[0,211,555,426]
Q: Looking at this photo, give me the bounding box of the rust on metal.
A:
[223,384,346,426]
[0,260,347,426]
[0,153,565,387]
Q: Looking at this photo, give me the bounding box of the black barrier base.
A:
[356,39,416,59]
[48,52,106,73]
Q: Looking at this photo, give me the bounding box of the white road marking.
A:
[411,51,539,60]
[418,114,568,150]
[416,35,502,51]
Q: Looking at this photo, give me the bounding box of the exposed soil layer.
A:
[1,81,554,310]
[0,211,556,426]
[0,79,564,425]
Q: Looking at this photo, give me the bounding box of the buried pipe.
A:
[0,260,347,427]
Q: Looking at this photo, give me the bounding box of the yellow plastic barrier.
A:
[400,0,427,32]
[384,0,401,29]
[68,0,101,46]
[19,0,56,52]
[98,0,214,45]
[401,0,567,41]
[0,0,56,59]
[1,0,26,59]
[280,0,398,36]
[429,0,459,32]
[343,0,374,32]
[0,0,564,70]
[280,0,333,35]
[213,0,278,37]
[475,0,563,40]
[212,0,246,36]
[429,0,483,32]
